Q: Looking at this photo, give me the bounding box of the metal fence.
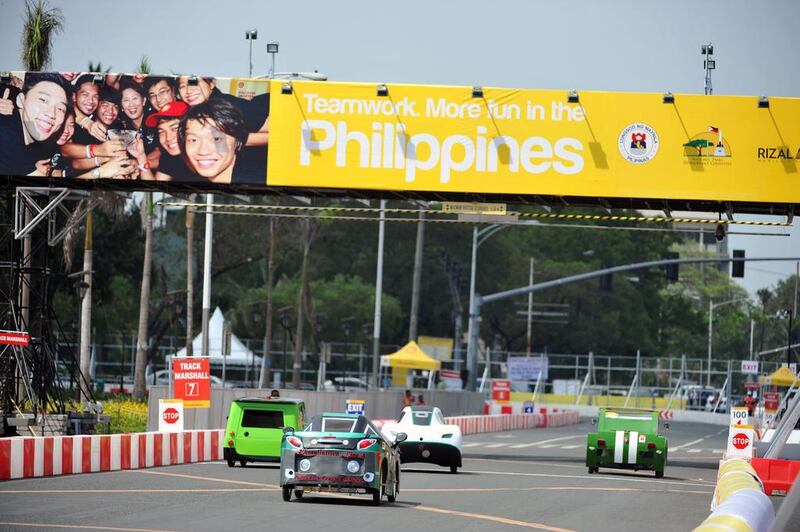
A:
[57,334,791,407]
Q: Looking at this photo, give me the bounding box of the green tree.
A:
[21,0,63,71]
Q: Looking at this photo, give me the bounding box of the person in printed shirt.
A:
[176,75,268,184]
[119,77,159,167]
[143,100,192,181]
[145,76,177,116]
[178,98,251,185]
[0,72,69,176]
[68,86,128,174]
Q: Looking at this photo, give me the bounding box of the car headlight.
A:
[346,460,360,473]
[299,459,311,472]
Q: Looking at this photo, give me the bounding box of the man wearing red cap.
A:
[144,100,192,181]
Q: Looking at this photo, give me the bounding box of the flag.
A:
[708,126,720,133]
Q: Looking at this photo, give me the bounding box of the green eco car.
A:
[224,396,305,466]
[586,408,668,478]
[279,412,407,505]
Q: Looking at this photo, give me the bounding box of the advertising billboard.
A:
[0,71,269,186]
[2,71,799,211]
[269,80,800,206]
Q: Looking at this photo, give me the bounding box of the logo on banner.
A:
[683,126,732,158]
[618,123,659,164]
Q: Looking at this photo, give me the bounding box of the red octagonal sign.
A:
[732,433,750,450]
[162,407,180,424]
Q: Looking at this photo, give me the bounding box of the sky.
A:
[1,0,798,296]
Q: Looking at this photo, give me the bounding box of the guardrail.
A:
[693,458,774,532]
[0,430,224,481]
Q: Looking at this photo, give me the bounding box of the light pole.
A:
[777,309,794,365]
[707,297,749,386]
[267,41,279,79]
[701,43,715,95]
[465,224,509,390]
[371,199,387,387]
[245,29,258,78]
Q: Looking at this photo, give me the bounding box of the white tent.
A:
[172,307,262,366]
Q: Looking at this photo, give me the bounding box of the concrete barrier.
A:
[550,404,730,425]
[1,408,579,482]
[692,458,775,532]
[147,387,487,431]
[0,430,224,481]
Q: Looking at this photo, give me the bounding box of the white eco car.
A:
[381,406,463,473]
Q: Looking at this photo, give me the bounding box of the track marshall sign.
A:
[0,330,30,346]
[171,357,211,408]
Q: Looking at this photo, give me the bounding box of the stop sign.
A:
[732,433,750,450]
[162,407,180,424]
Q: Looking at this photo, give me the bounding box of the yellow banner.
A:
[267,80,800,204]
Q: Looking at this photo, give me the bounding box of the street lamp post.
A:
[778,309,794,365]
[465,224,508,390]
[707,297,749,386]
[245,29,258,78]
[266,41,279,79]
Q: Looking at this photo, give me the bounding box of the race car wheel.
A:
[450,464,458,474]
[239,460,247,467]
[387,465,399,503]
[282,487,292,502]
[655,470,664,478]
[294,490,304,499]
[588,467,598,474]
[226,458,235,468]
[372,488,382,506]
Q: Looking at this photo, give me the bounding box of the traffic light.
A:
[665,252,679,282]
[732,249,745,278]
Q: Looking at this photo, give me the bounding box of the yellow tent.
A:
[381,341,441,370]
[759,366,800,387]
[380,341,441,387]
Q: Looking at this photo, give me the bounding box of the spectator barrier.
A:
[1,409,577,482]
[0,430,224,481]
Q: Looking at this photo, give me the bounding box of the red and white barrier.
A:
[448,410,579,435]
[0,430,224,482]
[375,409,579,436]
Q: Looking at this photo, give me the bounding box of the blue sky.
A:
[1,0,798,295]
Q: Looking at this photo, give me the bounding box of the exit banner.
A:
[268,80,800,205]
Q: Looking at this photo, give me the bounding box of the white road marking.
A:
[539,444,557,449]
[687,449,702,453]
[671,438,705,450]
[484,443,509,448]
[445,468,718,488]
[562,445,581,449]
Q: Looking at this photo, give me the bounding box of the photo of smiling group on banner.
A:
[0,71,270,186]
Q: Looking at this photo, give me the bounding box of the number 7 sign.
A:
[171,357,211,408]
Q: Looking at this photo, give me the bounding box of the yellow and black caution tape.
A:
[157,202,792,227]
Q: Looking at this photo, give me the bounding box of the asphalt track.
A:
[0,419,730,532]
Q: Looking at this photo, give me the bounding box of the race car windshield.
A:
[322,417,358,432]
[412,412,433,426]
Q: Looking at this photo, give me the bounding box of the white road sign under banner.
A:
[507,356,549,381]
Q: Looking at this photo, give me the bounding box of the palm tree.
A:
[21,0,63,71]
[292,218,318,389]
[132,58,153,400]
[133,193,153,399]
